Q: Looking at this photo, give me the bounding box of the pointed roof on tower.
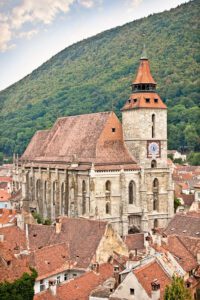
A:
[132,46,156,85]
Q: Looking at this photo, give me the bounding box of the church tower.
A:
[122,48,167,169]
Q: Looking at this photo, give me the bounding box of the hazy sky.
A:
[0,0,190,91]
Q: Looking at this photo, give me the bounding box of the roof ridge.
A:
[175,235,196,259]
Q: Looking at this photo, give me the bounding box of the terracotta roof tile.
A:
[0,225,27,253]
[21,112,137,166]
[0,209,16,225]
[124,233,145,251]
[122,92,166,110]
[0,190,11,201]
[133,59,156,84]
[164,213,200,238]
[134,260,171,299]
[164,235,197,272]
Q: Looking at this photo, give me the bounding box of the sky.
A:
[0,0,190,91]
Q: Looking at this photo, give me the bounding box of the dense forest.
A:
[0,0,199,157]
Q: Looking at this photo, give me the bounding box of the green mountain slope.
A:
[0,0,199,156]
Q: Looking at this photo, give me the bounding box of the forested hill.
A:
[0,0,199,156]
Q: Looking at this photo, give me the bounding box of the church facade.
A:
[13,51,174,235]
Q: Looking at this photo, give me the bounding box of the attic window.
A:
[145,98,150,103]
[33,234,37,237]
[128,99,131,103]
[130,288,135,295]
[134,98,137,103]
[112,128,116,133]
[154,98,158,103]
[7,260,11,266]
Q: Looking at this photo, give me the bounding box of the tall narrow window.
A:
[106,202,111,214]
[151,160,157,168]
[61,182,65,214]
[44,181,47,202]
[105,181,111,199]
[36,179,41,201]
[153,178,159,211]
[82,180,86,214]
[129,181,136,204]
[152,114,155,138]
[52,181,57,206]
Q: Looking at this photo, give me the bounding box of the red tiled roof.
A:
[30,243,72,280]
[164,213,200,238]
[122,92,167,110]
[164,235,197,272]
[0,225,27,253]
[178,236,200,258]
[0,190,11,201]
[0,176,12,183]
[134,260,171,300]
[0,208,16,224]
[177,193,194,207]
[0,242,30,283]
[133,58,156,84]
[34,263,114,300]
[124,233,145,252]
[21,112,137,166]
[29,217,108,269]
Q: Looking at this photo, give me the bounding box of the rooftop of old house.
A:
[34,263,114,300]
[123,233,145,252]
[163,212,200,238]
[0,208,17,225]
[133,259,171,300]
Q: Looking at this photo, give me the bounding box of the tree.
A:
[174,198,181,212]
[164,276,192,300]
[0,268,37,300]
[0,152,3,165]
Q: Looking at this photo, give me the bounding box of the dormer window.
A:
[112,128,116,133]
[154,98,158,103]
[145,98,150,103]
[134,98,137,103]
[128,99,131,103]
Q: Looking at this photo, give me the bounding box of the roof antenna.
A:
[141,44,147,60]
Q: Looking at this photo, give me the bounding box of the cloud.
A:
[18,29,39,40]
[0,0,95,52]
[0,22,15,52]
[79,0,94,8]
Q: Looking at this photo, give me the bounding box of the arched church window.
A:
[152,114,155,138]
[106,202,111,214]
[105,181,111,200]
[82,180,86,215]
[129,181,136,204]
[153,178,159,211]
[151,160,157,168]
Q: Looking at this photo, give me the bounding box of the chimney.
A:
[55,217,62,234]
[113,265,120,288]
[49,280,57,296]
[151,279,160,300]
[0,234,4,242]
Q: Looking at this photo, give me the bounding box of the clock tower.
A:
[122,48,167,169]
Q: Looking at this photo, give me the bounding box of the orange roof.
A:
[133,58,156,85]
[0,176,12,183]
[0,190,11,201]
[122,92,167,110]
[134,260,171,299]
[0,208,16,225]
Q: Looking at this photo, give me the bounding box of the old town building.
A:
[13,50,174,235]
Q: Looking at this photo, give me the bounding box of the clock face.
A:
[147,141,160,157]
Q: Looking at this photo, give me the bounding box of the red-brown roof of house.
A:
[124,233,145,252]
[0,225,27,253]
[30,243,72,280]
[0,190,11,201]
[164,213,200,238]
[133,58,156,84]
[0,241,30,283]
[0,176,12,183]
[29,217,108,269]
[177,236,200,258]
[134,260,171,300]
[34,263,113,300]
[0,208,16,225]
[163,235,197,272]
[21,112,137,166]
[122,92,167,110]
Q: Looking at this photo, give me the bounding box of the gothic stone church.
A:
[14,52,174,235]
